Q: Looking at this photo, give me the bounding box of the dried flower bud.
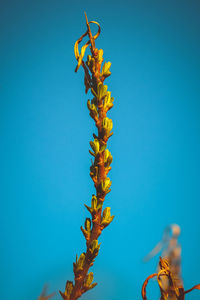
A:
[103,91,114,111]
[101,61,111,78]
[104,149,113,167]
[101,207,114,227]
[102,117,113,136]
[89,240,100,258]
[97,83,108,100]
[90,139,100,155]
[85,218,92,232]
[101,177,112,194]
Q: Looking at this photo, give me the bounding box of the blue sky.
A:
[1,0,200,299]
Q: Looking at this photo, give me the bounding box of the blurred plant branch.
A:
[38,285,55,300]
[142,245,200,299]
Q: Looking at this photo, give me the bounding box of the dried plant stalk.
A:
[60,13,114,300]
[141,257,200,300]
[38,285,55,300]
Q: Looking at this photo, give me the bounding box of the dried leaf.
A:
[74,18,101,73]
[141,273,157,300]
[184,284,200,294]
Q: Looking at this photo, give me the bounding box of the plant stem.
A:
[60,14,114,300]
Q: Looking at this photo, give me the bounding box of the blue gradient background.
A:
[1,1,200,299]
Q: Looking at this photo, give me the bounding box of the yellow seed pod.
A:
[91,195,97,209]
[65,281,73,297]
[97,83,108,100]
[104,149,113,166]
[77,253,86,270]
[98,49,104,64]
[85,272,94,287]
[90,139,100,154]
[101,61,111,78]
[104,91,114,111]
[103,207,111,219]
[101,207,114,226]
[101,177,111,193]
[102,117,113,135]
